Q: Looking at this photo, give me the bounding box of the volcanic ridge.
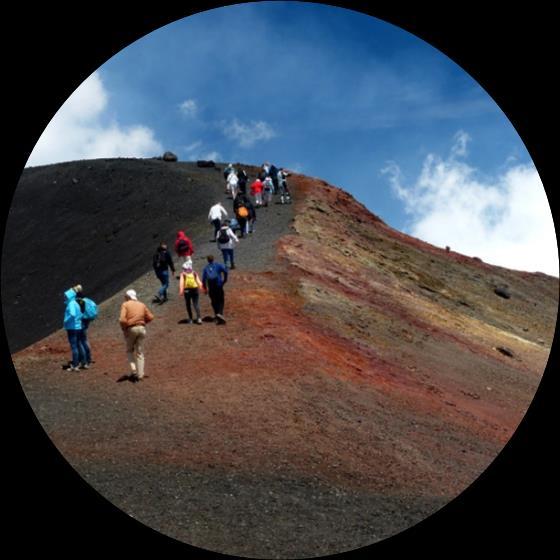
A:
[3,158,558,558]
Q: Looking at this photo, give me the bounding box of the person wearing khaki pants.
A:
[119,289,154,382]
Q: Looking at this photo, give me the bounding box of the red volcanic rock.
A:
[6,162,558,558]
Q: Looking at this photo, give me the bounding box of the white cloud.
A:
[179,99,198,117]
[26,72,163,167]
[222,118,276,148]
[384,133,558,276]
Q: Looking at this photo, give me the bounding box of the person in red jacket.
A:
[250,178,263,207]
[174,231,194,270]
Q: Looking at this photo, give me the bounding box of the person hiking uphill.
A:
[174,231,194,269]
[227,170,239,199]
[216,219,239,269]
[233,193,250,238]
[277,168,292,204]
[202,255,228,324]
[62,284,85,371]
[250,177,264,207]
[179,261,203,324]
[119,289,154,382]
[263,176,274,207]
[152,242,175,304]
[208,201,228,238]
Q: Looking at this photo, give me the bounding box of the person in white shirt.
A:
[208,202,228,237]
[227,171,239,199]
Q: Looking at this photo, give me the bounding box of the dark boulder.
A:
[197,160,215,168]
[162,151,178,162]
[494,286,511,299]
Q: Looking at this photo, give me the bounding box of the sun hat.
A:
[126,289,138,301]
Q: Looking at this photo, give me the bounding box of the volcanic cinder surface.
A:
[3,158,558,558]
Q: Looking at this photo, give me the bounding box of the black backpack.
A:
[217,229,230,244]
[154,250,165,269]
[177,238,189,253]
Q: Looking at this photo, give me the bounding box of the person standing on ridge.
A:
[269,163,279,193]
[152,241,175,304]
[174,230,194,270]
[202,255,228,324]
[119,289,154,382]
[233,193,250,238]
[208,201,228,238]
[179,261,203,324]
[75,287,98,369]
[62,284,84,372]
[278,168,292,204]
[216,219,239,269]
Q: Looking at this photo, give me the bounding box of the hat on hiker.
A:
[126,289,138,301]
[182,261,193,272]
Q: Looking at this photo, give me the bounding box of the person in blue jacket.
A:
[63,284,84,371]
[201,254,228,324]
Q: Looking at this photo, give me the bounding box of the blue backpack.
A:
[78,297,98,321]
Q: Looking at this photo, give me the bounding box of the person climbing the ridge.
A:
[202,254,228,324]
[174,230,194,271]
[179,260,203,325]
[227,170,239,199]
[250,176,264,207]
[263,175,274,207]
[216,219,239,270]
[233,193,250,238]
[208,201,228,238]
[152,241,175,304]
[237,168,248,195]
[119,289,154,382]
[269,163,279,193]
[223,163,235,190]
[277,168,292,204]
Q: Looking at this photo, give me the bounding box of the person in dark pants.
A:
[152,241,175,304]
[179,261,203,324]
[202,254,228,324]
[62,284,83,371]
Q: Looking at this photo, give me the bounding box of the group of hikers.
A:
[62,162,291,381]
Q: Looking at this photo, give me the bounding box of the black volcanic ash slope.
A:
[2,158,267,352]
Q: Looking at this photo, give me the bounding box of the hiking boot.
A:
[80,363,90,370]
[196,318,202,325]
[63,364,80,372]
[130,374,141,383]
[186,319,193,324]
[216,314,226,324]
[152,296,162,304]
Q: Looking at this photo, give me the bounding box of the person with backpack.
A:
[216,220,239,269]
[75,289,98,369]
[277,168,292,204]
[263,176,274,207]
[269,163,279,192]
[152,241,175,304]
[237,168,248,195]
[250,177,264,207]
[208,201,228,237]
[174,231,194,269]
[202,255,228,324]
[233,193,250,238]
[227,170,239,199]
[62,284,84,371]
[119,289,154,382]
[178,261,203,324]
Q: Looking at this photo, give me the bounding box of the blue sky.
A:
[27,2,558,276]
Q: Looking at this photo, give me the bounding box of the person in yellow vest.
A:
[178,260,203,324]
